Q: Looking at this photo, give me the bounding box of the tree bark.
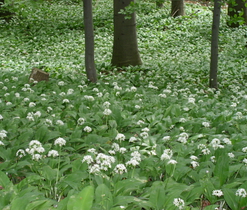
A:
[209,0,221,89]
[227,0,247,27]
[171,0,185,17]
[83,0,97,83]
[111,0,142,67]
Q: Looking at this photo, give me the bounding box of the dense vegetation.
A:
[0,0,247,209]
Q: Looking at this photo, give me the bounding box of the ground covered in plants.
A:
[1,0,247,209]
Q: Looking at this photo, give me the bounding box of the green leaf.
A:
[214,149,229,186]
[222,188,238,210]
[149,181,166,209]
[67,185,94,210]
[0,171,12,189]
[95,184,113,210]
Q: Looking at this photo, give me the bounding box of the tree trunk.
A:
[227,0,247,27]
[111,0,142,67]
[171,0,185,17]
[209,0,221,89]
[83,0,97,83]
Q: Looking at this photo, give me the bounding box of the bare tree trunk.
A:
[111,0,142,67]
[83,0,97,83]
[209,0,221,89]
[171,0,185,17]
[228,0,247,27]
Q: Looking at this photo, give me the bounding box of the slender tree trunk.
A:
[111,0,142,67]
[209,0,221,89]
[171,0,185,17]
[227,0,247,27]
[83,0,97,83]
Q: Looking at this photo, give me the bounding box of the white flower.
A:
[168,159,177,165]
[129,137,138,142]
[34,111,41,117]
[141,127,150,132]
[48,150,59,157]
[58,81,65,86]
[188,97,195,104]
[173,198,185,210]
[119,147,127,154]
[84,126,92,133]
[210,138,224,150]
[54,137,66,147]
[0,141,4,146]
[140,132,149,139]
[162,136,170,141]
[113,164,127,174]
[161,149,173,160]
[26,112,34,121]
[77,117,85,125]
[16,149,26,158]
[115,133,125,141]
[135,105,141,109]
[32,154,43,161]
[103,101,111,108]
[87,148,97,154]
[179,118,187,123]
[202,122,210,127]
[67,89,74,95]
[84,95,95,101]
[202,148,211,155]
[82,155,94,164]
[0,132,7,139]
[130,86,137,92]
[236,188,247,197]
[126,159,139,167]
[222,138,232,145]
[242,147,247,153]
[177,132,189,144]
[45,119,53,126]
[190,155,198,160]
[228,152,235,158]
[6,102,12,105]
[191,161,199,168]
[96,92,103,97]
[89,164,101,174]
[103,109,112,115]
[29,102,36,107]
[63,99,70,103]
[136,120,145,125]
[242,158,247,165]
[212,190,224,197]
[59,92,66,96]
[112,143,120,152]
[47,107,53,112]
[198,144,206,149]
[29,140,42,147]
[211,156,216,163]
[131,151,141,162]
[56,120,64,126]
[0,114,3,120]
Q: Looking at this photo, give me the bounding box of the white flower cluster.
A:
[126,151,141,167]
[177,132,189,144]
[236,188,247,197]
[209,138,225,150]
[173,198,185,209]
[115,133,125,141]
[113,164,127,174]
[84,95,95,101]
[26,111,41,121]
[109,143,127,155]
[161,149,173,161]
[212,189,223,197]
[190,155,199,168]
[25,140,45,161]
[0,130,7,140]
[82,152,116,174]
[54,137,66,147]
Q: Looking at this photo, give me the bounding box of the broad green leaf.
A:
[95,184,113,210]
[0,171,12,189]
[214,149,229,186]
[223,188,238,210]
[67,185,94,210]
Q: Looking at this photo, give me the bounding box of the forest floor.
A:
[0,0,247,209]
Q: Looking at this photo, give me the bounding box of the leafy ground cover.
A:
[1,0,247,209]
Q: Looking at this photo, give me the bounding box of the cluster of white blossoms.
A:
[173,198,185,209]
[202,121,210,128]
[109,143,127,155]
[84,126,92,133]
[115,133,125,141]
[161,149,173,161]
[25,140,45,161]
[77,117,85,125]
[212,189,224,197]
[190,155,199,168]
[126,151,142,167]
[82,151,116,174]
[236,188,247,197]
[103,108,112,116]
[197,144,211,155]
[26,111,42,121]
[113,164,127,174]
[54,137,66,147]
[0,114,3,120]
[0,130,7,146]
[84,95,95,101]
[209,138,225,150]
[177,132,189,144]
